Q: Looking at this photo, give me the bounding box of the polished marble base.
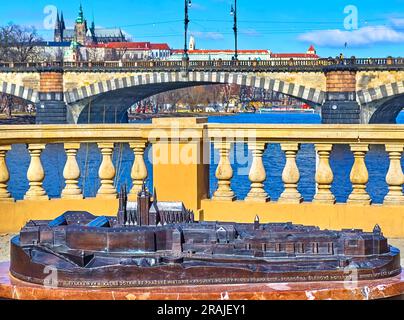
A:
[0,262,403,300]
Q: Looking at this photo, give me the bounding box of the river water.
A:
[5,112,404,203]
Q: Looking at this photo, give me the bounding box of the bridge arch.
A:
[64,71,326,123]
[0,80,39,103]
[357,81,404,105]
[357,81,404,124]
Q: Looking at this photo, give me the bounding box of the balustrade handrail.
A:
[206,123,404,144]
[0,122,404,208]
[0,123,403,144]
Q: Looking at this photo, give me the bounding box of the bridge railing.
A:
[0,57,403,71]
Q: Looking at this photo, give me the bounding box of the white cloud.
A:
[190,31,224,41]
[298,26,404,47]
[391,18,404,27]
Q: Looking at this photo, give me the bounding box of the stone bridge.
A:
[0,58,403,124]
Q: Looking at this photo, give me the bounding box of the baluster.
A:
[348,144,371,204]
[212,141,236,201]
[0,145,12,201]
[24,144,48,200]
[97,143,117,198]
[313,144,336,204]
[384,144,404,205]
[279,143,303,203]
[61,143,82,199]
[129,140,148,200]
[245,141,269,202]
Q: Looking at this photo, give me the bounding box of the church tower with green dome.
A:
[74,4,87,45]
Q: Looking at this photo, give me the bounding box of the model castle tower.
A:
[138,183,152,226]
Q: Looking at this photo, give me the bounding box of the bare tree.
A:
[86,47,101,62]
[0,23,44,62]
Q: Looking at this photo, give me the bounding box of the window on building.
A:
[296,243,304,253]
[328,242,334,254]
[312,243,319,254]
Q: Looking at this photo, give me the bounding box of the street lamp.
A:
[230,0,238,61]
[183,0,192,62]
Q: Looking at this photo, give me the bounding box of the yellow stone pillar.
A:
[245,141,269,202]
[97,143,117,199]
[279,143,302,203]
[151,118,210,214]
[129,140,148,200]
[348,143,371,205]
[384,144,404,205]
[0,145,12,201]
[24,144,48,200]
[212,141,236,201]
[61,143,83,199]
[313,144,336,204]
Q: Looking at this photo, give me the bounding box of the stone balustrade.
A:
[0,119,404,236]
[1,57,403,72]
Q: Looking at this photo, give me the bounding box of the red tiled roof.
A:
[308,45,316,51]
[172,49,270,54]
[86,42,170,50]
[106,42,151,49]
[270,53,319,58]
[150,43,170,50]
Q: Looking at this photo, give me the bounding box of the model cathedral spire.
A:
[117,182,194,227]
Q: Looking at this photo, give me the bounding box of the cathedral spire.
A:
[55,10,60,27]
[54,10,63,42]
[76,3,85,23]
[60,11,66,30]
[153,187,157,203]
[117,185,128,225]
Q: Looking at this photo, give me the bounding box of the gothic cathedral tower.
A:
[54,11,65,42]
[137,183,151,226]
[74,4,87,45]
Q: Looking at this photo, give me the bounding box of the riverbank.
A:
[0,113,234,124]
[0,114,35,125]
[129,112,235,121]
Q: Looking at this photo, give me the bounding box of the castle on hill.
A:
[54,4,126,45]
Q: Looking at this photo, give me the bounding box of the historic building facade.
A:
[54,5,126,45]
[168,40,319,61]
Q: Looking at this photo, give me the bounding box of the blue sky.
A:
[0,0,403,57]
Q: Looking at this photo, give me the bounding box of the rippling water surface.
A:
[6,112,404,203]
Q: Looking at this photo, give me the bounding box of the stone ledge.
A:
[0,262,403,300]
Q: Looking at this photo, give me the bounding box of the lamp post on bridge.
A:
[183,0,192,64]
[230,0,238,61]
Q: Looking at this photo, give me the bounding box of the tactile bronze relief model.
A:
[10,185,401,288]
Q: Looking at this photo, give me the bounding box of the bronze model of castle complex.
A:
[10,185,401,288]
